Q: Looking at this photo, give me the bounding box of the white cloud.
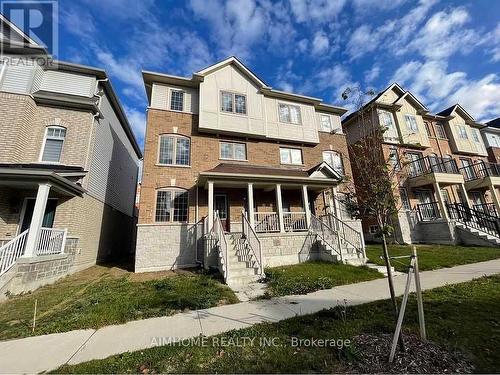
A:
[391,60,500,121]
[124,105,147,146]
[289,0,347,23]
[353,0,408,11]
[406,7,481,60]
[61,7,96,37]
[94,50,144,90]
[311,31,329,55]
[364,65,380,83]
[486,23,500,62]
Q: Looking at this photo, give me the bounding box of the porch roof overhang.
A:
[0,167,85,197]
[198,163,342,190]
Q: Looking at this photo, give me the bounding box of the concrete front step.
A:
[227,274,262,287]
[455,223,500,246]
[365,263,400,277]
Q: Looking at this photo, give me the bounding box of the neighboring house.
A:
[136,56,365,285]
[343,83,499,246]
[482,118,500,164]
[0,16,142,295]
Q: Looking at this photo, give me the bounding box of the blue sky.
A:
[53,0,500,149]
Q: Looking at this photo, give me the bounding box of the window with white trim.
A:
[323,151,344,175]
[435,123,447,139]
[170,90,184,111]
[155,188,189,222]
[458,125,468,140]
[491,134,500,147]
[220,141,246,160]
[399,187,411,210]
[220,91,247,114]
[471,128,480,143]
[404,114,418,132]
[388,146,401,171]
[41,126,66,162]
[280,147,303,165]
[158,134,190,166]
[320,114,333,132]
[278,103,301,125]
[424,122,432,137]
[378,110,398,139]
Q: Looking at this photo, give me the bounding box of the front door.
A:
[20,198,58,233]
[215,194,229,232]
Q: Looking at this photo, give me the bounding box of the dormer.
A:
[437,104,487,156]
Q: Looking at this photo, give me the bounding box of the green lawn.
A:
[0,266,238,340]
[55,275,500,373]
[366,243,500,273]
[263,261,383,297]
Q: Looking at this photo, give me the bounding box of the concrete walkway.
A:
[1,259,499,373]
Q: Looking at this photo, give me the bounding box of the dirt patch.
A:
[344,333,474,373]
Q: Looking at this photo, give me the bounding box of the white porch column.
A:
[432,181,449,220]
[23,183,51,258]
[488,183,500,215]
[302,185,311,228]
[458,183,472,208]
[275,184,285,233]
[207,181,214,231]
[330,187,342,217]
[247,183,255,229]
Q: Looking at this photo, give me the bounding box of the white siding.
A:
[86,91,140,216]
[393,96,430,147]
[483,131,500,148]
[40,70,96,97]
[446,112,488,156]
[0,57,34,93]
[151,83,198,113]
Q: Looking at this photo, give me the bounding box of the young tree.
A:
[342,86,408,349]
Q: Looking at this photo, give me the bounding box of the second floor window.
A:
[158,134,190,166]
[472,129,480,143]
[280,147,302,165]
[435,123,447,139]
[221,91,247,114]
[404,114,418,132]
[170,90,184,111]
[458,125,468,140]
[320,114,332,132]
[424,122,432,137]
[279,103,301,125]
[399,187,411,210]
[323,151,344,175]
[388,146,401,171]
[378,110,397,139]
[155,188,188,222]
[41,126,66,163]
[220,141,246,160]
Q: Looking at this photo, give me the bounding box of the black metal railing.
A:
[408,156,459,178]
[473,203,498,218]
[447,203,500,238]
[416,202,441,221]
[459,162,500,182]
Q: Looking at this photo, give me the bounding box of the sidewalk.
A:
[1,259,499,373]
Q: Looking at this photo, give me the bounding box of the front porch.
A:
[0,166,84,279]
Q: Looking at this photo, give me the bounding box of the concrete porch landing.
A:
[1,259,499,373]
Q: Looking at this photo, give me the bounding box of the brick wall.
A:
[139,108,353,225]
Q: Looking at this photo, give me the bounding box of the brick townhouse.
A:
[343,83,499,247]
[482,118,500,164]
[136,56,366,285]
[0,16,142,296]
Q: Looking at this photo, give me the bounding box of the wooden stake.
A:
[413,246,426,340]
[32,299,37,333]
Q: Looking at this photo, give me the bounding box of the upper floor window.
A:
[170,90,184,111]
[158,134,190,166]
[435,123,447,139]
[41,126,66,163]
[320,114,332,132]
[323,151,344,175]
[471,129,481,143]
[458,125,468,140]
[399,187,411,210]
[220,141,247,161]
[378,110,398,139]
[278,103,301,125]
[404,114,418,133]
[388,146,401,171]
[221,91,247,114]
[491,134,500,148]
[424,122,433,137]
[155,188,188,222]
[280,147,302,165]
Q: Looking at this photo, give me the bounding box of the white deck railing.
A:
[0,229,28,275]
[242,211,263,275]
[213,212,229,281]
[283,212,307,232]
[254,212,280,233]
[36,227,67,256]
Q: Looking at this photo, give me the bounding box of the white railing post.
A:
[433,182,449,220]
[302,185,311,228]
[247,183,255,229]
[24,183,51,258]
[208,181,214,232]
[61,228,68,254]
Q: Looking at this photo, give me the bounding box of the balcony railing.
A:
[283,212,307,232]
[459,162,500,182]
[473,203,498,218]
[254,212,280,233]
[36,227,67,256]
[447,203,500,238]
[408,156,459,178]
[416,202,441,221]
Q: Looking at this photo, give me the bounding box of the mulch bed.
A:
[344,333,474,373]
